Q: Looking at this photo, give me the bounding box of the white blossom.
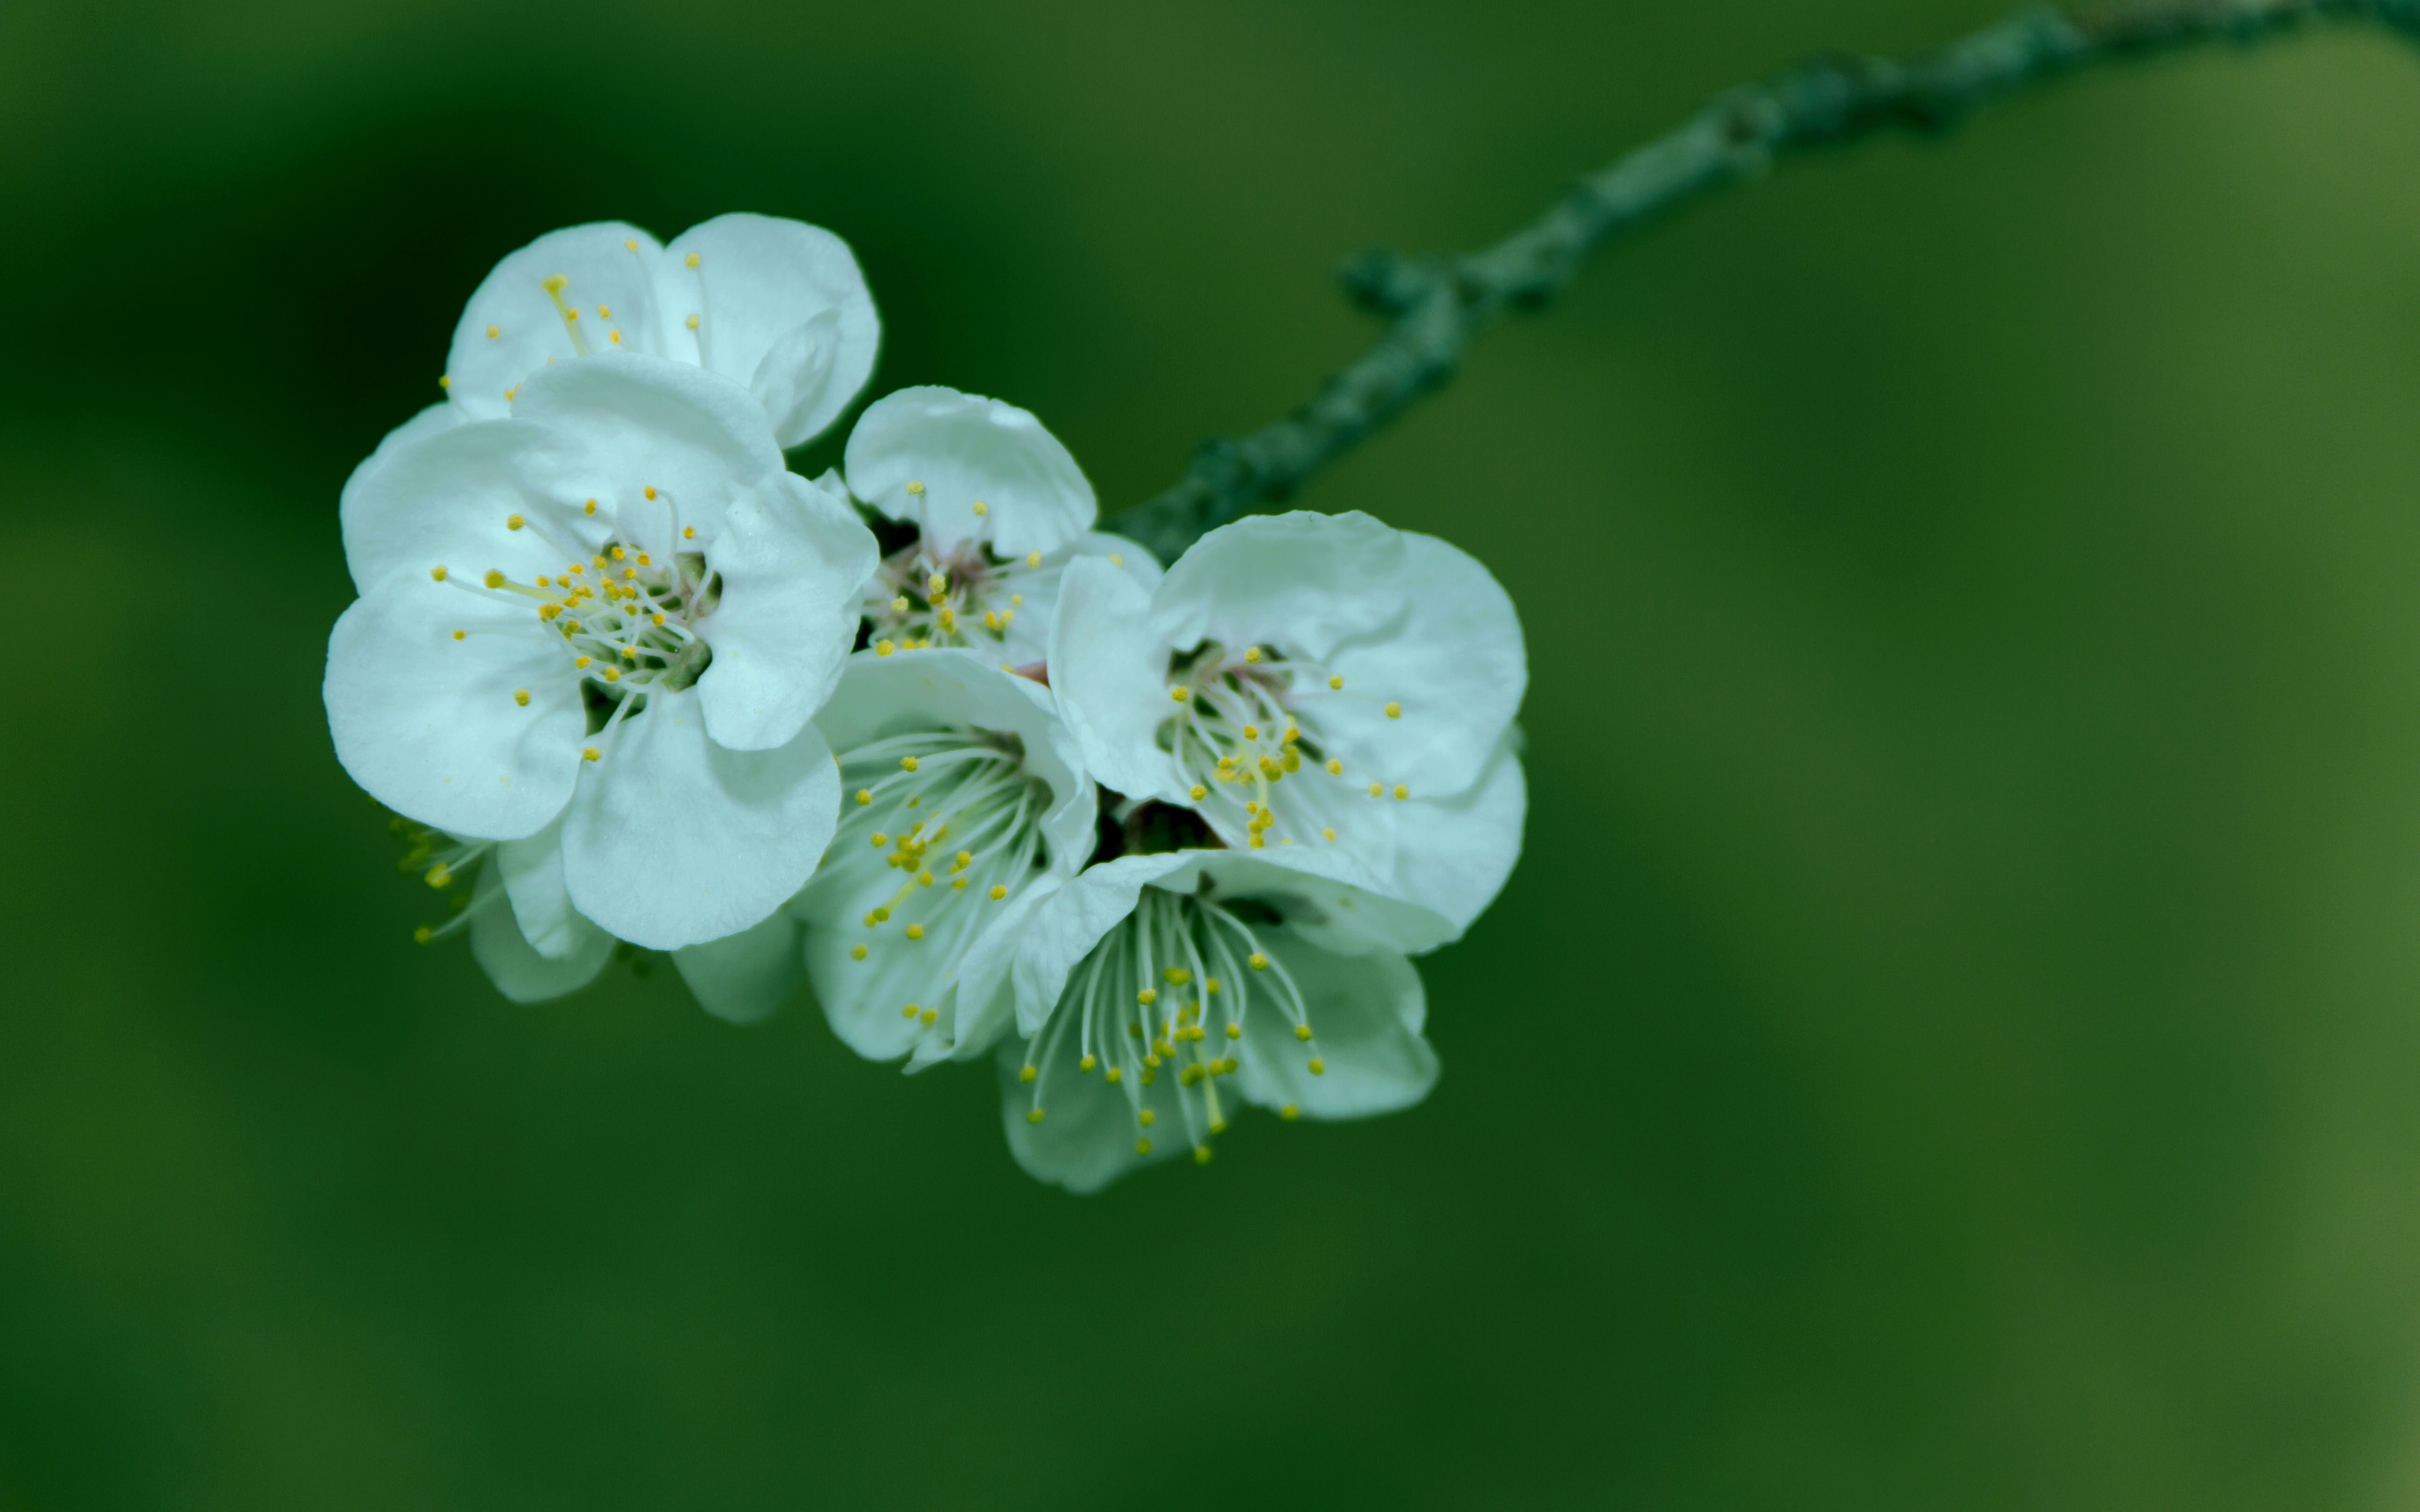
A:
[842,385,1161,666]
[994,847,1457,1192]
[1049,510,1527,930]
[325,356,877,954]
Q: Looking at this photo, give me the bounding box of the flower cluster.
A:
[326,214,1527,1190]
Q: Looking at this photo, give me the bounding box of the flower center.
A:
[836,724,1053,1036]
[1158,642,1410,851]
[1014,888,1325,1163]
[861,479,1105,658]
[431,496,717,751]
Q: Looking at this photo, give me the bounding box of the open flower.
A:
[790,649,1095,1067]
[325,355,878,951]
[843,385,1160,666]
[1049,510,1527,930]
[439,213,880,448]
[994,847,1457,1192]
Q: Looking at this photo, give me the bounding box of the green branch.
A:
[1102,0,2420,562]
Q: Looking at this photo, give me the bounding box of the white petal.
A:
[324,575,582,840]
[654,214,880,448]
[996,1032,1184,1194]
[1232,930,1436,1120]
[496,814,587,959]
[672,910,805,1024]
[1313,529,1527,798]
[696,471,879,751]
[509,354,785,550]
[810,649,1095,872]
[1177,847,1458,957]
[560,686,840,950]
[468,863,613,1003]
[986,532,1164,667]
[1007,852,1193,1035]
[446,222,667,420]
[1048,557,1187,804]
[844,386,1095,559]
[339,416,595,596]
[1147,510,1407,656]
[1359,730,1526,931]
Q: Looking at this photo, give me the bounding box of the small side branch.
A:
[1103,0,2420,562]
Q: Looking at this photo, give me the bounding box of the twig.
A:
[1101,0,2420,562]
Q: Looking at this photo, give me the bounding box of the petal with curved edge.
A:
[1147,510,1406,657]
[987,532,1163,668]
[996,1030,1185,1195]
[672,910,804,1025]
[1232,928,1436,1120]
[468,863,614,1003]
[1312,529,1527,799]
[1358,729,1527,931]
[1048,557,1187,805]
[696,471,879,751]
[560,686,839,950]
[844,386,1095,559]
[509,354,786,551]
[340,416,597,596]
[1179,847,1458,957]
[1008,852,1194,1036]
[496,814,587,960]
[655,214,880,448]
[324,575,582,840]
[809,648,1095,874]
[446,222,667,421]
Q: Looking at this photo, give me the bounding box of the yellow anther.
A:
[563,306,578,322]
[1248,835,1265,849]
[936,608,956,631]
[971,501,988,517]
[504,385,517,402]
[1025,551,1041,568]
[870,832,888,847]
[541,273,568,293]
[505,513,525,532]
[1019,1064,1037,1084]
[643,486,657,501]
[686,314,700,330]
[901,1002,920,1020]
[1243,724,1258,740]
[584,498,598,515]
[905,480,925,497]
[1327,759,1344,776]
[1110,553,1125,567]
[1244,646,1262,664]
[1205,978,1220,994]
[485,324,499,339]
[875,639,896,657]
[450,629,465,641]
[854,789,872,806]
[1308,1058,1326,1076]
[1280,1103,1299,1121]
[1194,1146,1214,1165]
[927,573,947,595]
[684,252,700,268]
[430,565,449,581]
[900,756,919,773]
[652,612,666,627]
[1164,967,1191,986]
[596,304,611,318]
[682,526,694,539]
[1370,782,1384,798]
[636,553,650,566]
[601,666,619,682]
[1385,702,1403,719]
[891,596,910,613]
[1393,784,1409,800]
[917,871,934,887]
[1011,593,1023,606]
[1105,1066,1124,1084]
[513,688,530,707]
[608,330,621,344]
[1026,1108,1045,1124]
[480,568,504,589]
[954,850,972,868]
[1136,988,1157,1007]
[425,863,452,889]
[1250,953,1270,972]
[951,877,968,891]
[983,610,999,630]
[989,885,1007,901]
[1079,1054,1097,1073]
[582,746,600,762]
[624,238,638,252]
[438,375,450,390]
[1138,1109,1155,1127]
[574,656,591,668]
[1170,687,1189,703]
[621,567,636,581]
[610,546,626,560]
[1189,784,1208,801]
[1135,1138,1152,1155]
[850,944,868,960]
[1224,1022,1241,1040]
[413,926,434,944]
[905,924,924,940]
[1321,826,1337,841]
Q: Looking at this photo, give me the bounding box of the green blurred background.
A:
[5,0,2420,1505]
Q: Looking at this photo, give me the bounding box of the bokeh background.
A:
[6,0,2420,1505]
